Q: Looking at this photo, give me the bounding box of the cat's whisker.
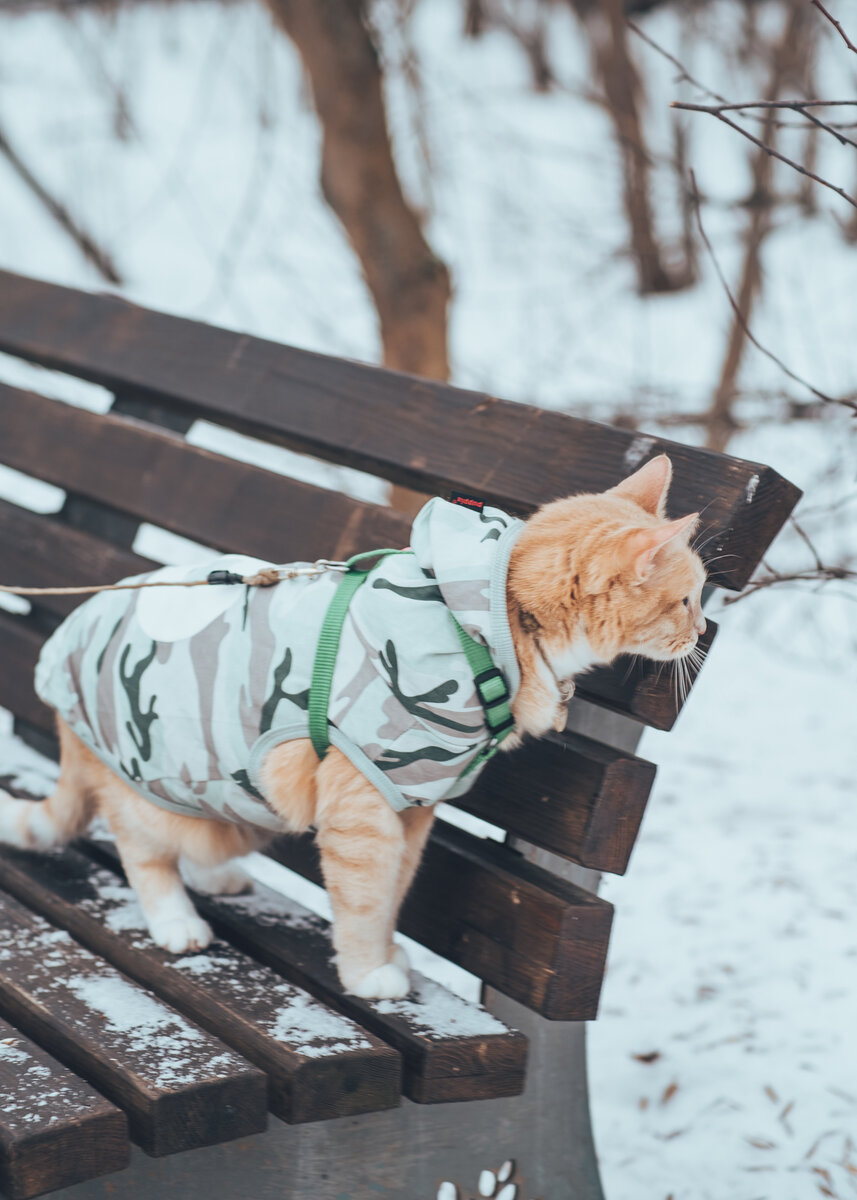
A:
[701,552,741,567]
[691,527,723,556]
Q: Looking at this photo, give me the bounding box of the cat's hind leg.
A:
[312,748,410,1000]
[0,718,95,851]
[99,781,214,954]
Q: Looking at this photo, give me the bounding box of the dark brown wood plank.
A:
[81,839,529,1104]
[0,270,802,589]
[0,889,267,1157]
[267,823,613,1021]
[0,498,154,620]
[0,845,400,1124]
[0,382,412,565]
[0,615,51,732]
[0,1015,129,1200]
[574,616,719,731]
[460,729,656,874]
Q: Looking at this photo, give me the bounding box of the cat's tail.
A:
[0,720,95,851]
[0,777,93,850]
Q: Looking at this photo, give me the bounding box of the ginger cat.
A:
[0,454,706,1001]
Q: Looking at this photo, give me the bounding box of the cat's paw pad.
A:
[349,963,410,1000]
[182,861,254,896]
[389,943,410,974]
[149,914,213,954]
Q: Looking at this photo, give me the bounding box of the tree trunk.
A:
[266,0,451,384]
[579,0,682,294]
[705,0,813,451]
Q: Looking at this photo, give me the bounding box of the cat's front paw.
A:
[389,943,410,974]
[149,913,213,954]
[348,962,410,1000]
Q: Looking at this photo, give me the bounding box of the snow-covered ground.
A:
[1,1,856,1196]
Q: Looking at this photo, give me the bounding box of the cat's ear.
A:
[622,512,699,582]
[611,454,672,517]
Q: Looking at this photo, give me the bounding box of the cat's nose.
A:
[694,613,707,636]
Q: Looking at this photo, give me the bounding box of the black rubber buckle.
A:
[207,569,244,586]
[473,667,515,734]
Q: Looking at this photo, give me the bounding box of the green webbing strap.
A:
[308,549,516,776]
[449,614,516,778]
[308,550,404,759]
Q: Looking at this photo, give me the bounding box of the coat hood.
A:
[409,497,525,700]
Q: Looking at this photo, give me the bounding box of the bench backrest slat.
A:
[0,271,801,590]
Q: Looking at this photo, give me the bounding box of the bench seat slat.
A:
[0,1015,129,1200]
[0,270,801,590]
[82,840,529,1104]
[0,609,644,874]
[0,389,710,726]
[0,890,267,1157]
[0,845,402,1124]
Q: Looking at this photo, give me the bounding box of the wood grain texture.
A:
[0,270,802,589]
[460,728,656,874]
[0,888,267,1157]
[267,822,614,1021]
[0,497,153,619]
[0,1015,129,1200]
[0,846,401,1124]
[81,839,529,1105]
[0,382,412,566]
[0,504,657,871]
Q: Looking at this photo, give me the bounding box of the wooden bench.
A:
[0,270,801,1200]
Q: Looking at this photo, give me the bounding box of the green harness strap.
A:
[307,550,516,774]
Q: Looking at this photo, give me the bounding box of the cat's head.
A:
[507,455,707,668]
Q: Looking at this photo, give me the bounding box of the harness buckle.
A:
[473,666,515,735]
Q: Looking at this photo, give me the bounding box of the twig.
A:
[723,564,857,603]
[0,123,121,284]
[687,170,857,414]
[811,0,857,56]
[674,103,857,210]
[724,518,857,605]
[628,19,729,105]
[673,99,857,151]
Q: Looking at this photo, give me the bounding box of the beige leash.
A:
[0,560,350,598]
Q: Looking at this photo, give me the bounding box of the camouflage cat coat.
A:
[35,499,523,829]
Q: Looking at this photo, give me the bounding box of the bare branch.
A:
[688,171,857,415]
[673,103,857,210]
[723,564,857,604]
[627,19,729,105]
[0,123,121,284]
[811,0,857,57]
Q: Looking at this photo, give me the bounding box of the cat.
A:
[0,453,706,1001]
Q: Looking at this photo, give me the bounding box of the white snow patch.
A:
[172,953,217,976]
[373,976,508,1038]
[744,472,760,503]
[268,990,372,1056]
[623,435,656,470]
[66,973,203,1038]
[0,1043,30,1064]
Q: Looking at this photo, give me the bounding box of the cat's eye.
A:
[682,596,690,608]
